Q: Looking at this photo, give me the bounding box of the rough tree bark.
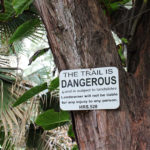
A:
[34,0,149,149]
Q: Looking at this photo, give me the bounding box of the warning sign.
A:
[59,67,120,110]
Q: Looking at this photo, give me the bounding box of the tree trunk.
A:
[127,1,150,149]
[34,0,148,149]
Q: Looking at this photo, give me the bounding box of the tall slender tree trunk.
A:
[34,0,150,149]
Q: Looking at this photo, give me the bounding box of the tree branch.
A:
[110,7,133,38]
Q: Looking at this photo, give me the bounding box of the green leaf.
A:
[41,122,68,130]
[72,145,78,150]
[109,2,120,11]
[9,19,41,44]
[118,45,126,65]
[68,125,75,140]
[0,0,15,22]
[12,0,34,15]
[35,109,70,130]
[13,82,48,107]
[121,37,128,44]
[110,0,130,11]
[49,77,59,91]
[0,74,16,83]
[100,0,130,14]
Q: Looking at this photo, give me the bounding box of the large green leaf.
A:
[35,109,70,130]
[13,82,48,107]
[49,77,59,91]
[12,0,34,15]
[9,19,41,44]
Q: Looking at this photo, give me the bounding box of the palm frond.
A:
[0,0,15,22]
[0,1,44,55]
[0,66,40,149]
[12,0,34,16]
[9,18,42,44]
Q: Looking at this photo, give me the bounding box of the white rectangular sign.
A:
[59,67,120,110]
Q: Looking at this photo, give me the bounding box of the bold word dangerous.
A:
[61,76,116,88]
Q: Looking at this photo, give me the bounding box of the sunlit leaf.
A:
[110,0,130,11]
[121,37,128,44]
[118,45,126,66]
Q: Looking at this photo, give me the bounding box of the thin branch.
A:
[110,6,132,38]
[129,0,147,42]
[113,8,150,28]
